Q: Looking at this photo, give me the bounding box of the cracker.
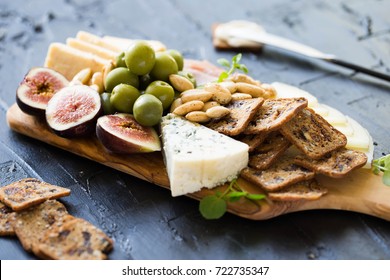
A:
[267,179,327,201]
[280,108,347,159]
[0,202,14,236]
[207,98,264,136]
[244,97,308,134]
[294,148,367,178]
[235,132,268,152]
[249,132,291,170]
[8,200,68,253]
[240,157,315,192]
[38,216,113,260]
[0,178,71,211]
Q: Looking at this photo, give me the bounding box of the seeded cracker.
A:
[280,108,347,159]
[8,200,68,254]
[294,148,368,178]
[241,157,315,192]
[267,179,327,201]
[235,132,268,152]
[248,132,291,170]
[0,178,71,211]
[0,202,14,236]
[244,97,308,134]
[38,216,113,260]
[207,98,264,136]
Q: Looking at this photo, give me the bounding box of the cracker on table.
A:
[280,108,347,159]
[294,148,367,178]
[8,199,68,253]
[0,178,71,211]
[267,179,327,201]
[207,98,264,136]
[38,216,113,260]
[0,202,14,236]
[244,97,308,134]
[240,156,315,192]
[248,132,291,170]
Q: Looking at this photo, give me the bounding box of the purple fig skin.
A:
[46,85,102,138]
[96,114,161,154]
[16,67,69,116]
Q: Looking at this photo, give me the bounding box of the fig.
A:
[96,113,161,153]
[16,67,69,116]
[45,85,102,137]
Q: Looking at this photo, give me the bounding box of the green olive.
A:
[115,52,127,68]
[133,94,163,126]
[178,71,196,87]
[110,84,140,113]
[144,80,174,110]
[125,41,155,76]
[105,67,139,93]
[100,92,116,115]
[150,52,178,82]
[167,49,184,71]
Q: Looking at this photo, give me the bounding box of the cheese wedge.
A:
[66,38,118,61]
[161,114,249,197]
[44,43,111,81]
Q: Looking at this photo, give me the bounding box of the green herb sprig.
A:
[217,53,249,82]
[199,179,266,219]
[372,154,390,186]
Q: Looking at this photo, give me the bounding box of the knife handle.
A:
[326,57,390,82]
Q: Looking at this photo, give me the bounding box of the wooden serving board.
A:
[6,103,390,221]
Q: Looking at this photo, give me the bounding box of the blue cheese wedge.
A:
[161,114,249,197]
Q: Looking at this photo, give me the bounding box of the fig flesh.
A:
[16,67,69,116]
[45,85,102,137]
[96,113,161,153]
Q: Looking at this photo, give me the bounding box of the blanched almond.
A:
[219,81,237,93]
[180,89,213,103]
[185,111,210,123]
[228,73,261,86]
[170,98,183,113]
[260,83,277,99]
[173,100,204,116]
[91,72,104,93]
[169,74,194,92]
[206,106,230,119]
[204,83,232,105]
[236,82,266,98]
[71,68,92,85]
[231,93,252,101]
[202,101,220,112]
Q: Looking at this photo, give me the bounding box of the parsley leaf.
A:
[372,154,390,186]
[217,53,249,82]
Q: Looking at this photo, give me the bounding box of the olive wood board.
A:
[6,103,390,221]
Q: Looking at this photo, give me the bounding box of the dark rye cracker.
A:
[8,200,68,253]
[280,108,347,159]
[38,216,113,260]
[235,132,268,152]
[267,179,328,201]
[240,157,315,192]
[294,148,368,178]
[0,178,71,211]
[0,202,14,236]
[248,132,291,170]
[244,97,308,134]
[207,97,264,136]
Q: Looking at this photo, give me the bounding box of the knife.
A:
[215,21,390,83]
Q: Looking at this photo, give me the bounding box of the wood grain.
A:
[6,103,390,221]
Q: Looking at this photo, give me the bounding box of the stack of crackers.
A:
[207,96,367,201]
[0,178,113,260]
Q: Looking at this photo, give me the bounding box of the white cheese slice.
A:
[320,104,348,125]
[161,114,249,197]
[345,116,371,151]
[272,82,319,108]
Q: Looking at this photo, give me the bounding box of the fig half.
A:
[45,85,102,137]
[16,67,69,116]
[96,113,161,153]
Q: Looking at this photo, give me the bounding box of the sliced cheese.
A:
[76,31,123,53]
[102,36,166,52]
[272,82,319,108]
[161,114,249,197]
[66,38,118,61]
[320,104,347,126]
[44,43,111,81]
[345,116,371,151]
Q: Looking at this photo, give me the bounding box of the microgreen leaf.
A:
[372,154,390,186]
[199,195,227,219]
[217,53,249,82]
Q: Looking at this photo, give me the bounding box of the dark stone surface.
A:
[1,0,390,260]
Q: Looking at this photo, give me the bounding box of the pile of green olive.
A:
[100,41,193,127]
